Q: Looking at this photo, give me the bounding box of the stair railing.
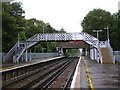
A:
[3,42,18,62]
[99,41,107,48]
[97,41,102,63]
[107,40,115,63]
[99,41,109,63]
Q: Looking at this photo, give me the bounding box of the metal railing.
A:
[99,40,115,63]
[27,32,98,41]
[107,40,115,63]
[99,41,107,48]
[98,41,103,63]
[3,42,18,62]
[4,32,100,63]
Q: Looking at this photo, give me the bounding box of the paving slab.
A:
[80,56,90,89]
[82,56,120,89]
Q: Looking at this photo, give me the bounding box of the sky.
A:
[15,0,119,33]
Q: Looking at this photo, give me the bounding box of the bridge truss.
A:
[3,32,115,64]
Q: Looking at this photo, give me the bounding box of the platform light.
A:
[93,30,102,39]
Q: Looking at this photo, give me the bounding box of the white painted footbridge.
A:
[3,32,115,64]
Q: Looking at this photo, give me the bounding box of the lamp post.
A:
[93,30,102,49]
[93,30,102,40]
[93,30,102,63]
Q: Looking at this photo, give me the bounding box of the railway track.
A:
[43,57,79,89]
[2,57,79,89]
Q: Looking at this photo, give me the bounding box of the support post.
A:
[95,48,97,61]
[85,48,87,56]
[25,42,28,62]
[25,49,28,62]
[29,49,31,61]
[22,54,24,62]
[93,48,95,60]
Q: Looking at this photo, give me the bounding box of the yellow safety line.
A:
[84,62,94,90]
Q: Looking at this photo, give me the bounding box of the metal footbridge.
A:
[3,32,115,64]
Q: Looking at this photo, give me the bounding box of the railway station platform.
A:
[1,55,119,89]
[71,56,119,89]
[0,56,64,72]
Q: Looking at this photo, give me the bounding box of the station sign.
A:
[69,41,84,43]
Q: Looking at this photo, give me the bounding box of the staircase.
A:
[13,43,26,63]
[101,48,113,64]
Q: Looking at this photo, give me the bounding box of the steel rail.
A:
[63,58,79,89]
[2,58,67,89]
[20,58,71,89]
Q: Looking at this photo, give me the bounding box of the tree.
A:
[81,8,120,50]
[110,12,120,50]
[81,8,113,41]
[2,1,67,53]
[58,27,66,33]
[2,1,25,52]
[25,18,45,38]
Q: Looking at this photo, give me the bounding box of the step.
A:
[101,48,113,64]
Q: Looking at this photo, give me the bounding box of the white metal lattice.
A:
[4,32,101,63]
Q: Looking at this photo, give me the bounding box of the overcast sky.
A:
[15,0,119,33]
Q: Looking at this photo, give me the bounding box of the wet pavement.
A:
[1,57,61,68]
[80,56,120,89]
[80,58,90,88]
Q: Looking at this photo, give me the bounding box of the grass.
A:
[115,62,120,64]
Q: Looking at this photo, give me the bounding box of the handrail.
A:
[107,40,115,63]
[98,41,102,63]
[99,40,115,63]
[81,32,98,41]
[3,42,18,61]
[99,41,107,48]
[16,47,26,62]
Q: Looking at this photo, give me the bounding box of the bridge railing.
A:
[81,32,98,41]
[26,32,99,49]
[27,33,85,41]
[81,32,98,48]
[27,33,99,41]
[99,41,107,48]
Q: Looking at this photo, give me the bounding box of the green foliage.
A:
[81,8,120,50]
[67,49,80,56]
[58,27,66,33]
[82,9,112,32]
[2,1,66,53]
[110,12,120,50]
[25,18,44,38]
[2,2,25,52]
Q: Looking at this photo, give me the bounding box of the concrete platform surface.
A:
[0,56,64,72]
[82,56,120,89]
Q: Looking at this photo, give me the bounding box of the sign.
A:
[69,41,84,43]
